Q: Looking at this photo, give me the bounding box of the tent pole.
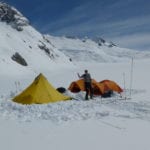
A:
[129,57,134,99]
[123,72,126,100]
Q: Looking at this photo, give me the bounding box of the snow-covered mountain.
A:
[1,1,150,75]
[1,2,150,94]
[46,35,150,63]
[0,2,76,96]
[0,2,73,74]
[1,3,150,150]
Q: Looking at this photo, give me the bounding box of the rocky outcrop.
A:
[11,52,28,66]
[0,2,29,31]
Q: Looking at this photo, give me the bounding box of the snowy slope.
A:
[46,35,150,62]
[0,2,75,95]
[0,21,76,95]
[0,2,73,71]
[0,22,72,69]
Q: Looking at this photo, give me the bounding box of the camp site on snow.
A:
[12,73,124,105]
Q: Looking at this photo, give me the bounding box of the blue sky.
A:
[3,0,150,51]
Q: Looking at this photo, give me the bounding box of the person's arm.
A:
[78,73,85,79]
[77,73,81,78]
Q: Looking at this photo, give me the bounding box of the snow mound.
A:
[0,89,150,123]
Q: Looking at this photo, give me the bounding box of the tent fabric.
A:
[99,80,123,93]
[68,79,105,95]
[68,79,123,96]
[13,73,70,104]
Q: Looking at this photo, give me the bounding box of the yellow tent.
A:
[13,73,71,104]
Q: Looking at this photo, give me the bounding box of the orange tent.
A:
[68,79,105,95]
[99,80,123,93]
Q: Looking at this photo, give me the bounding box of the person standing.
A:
[77,70,93,100]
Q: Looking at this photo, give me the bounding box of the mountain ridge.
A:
[45,35,150,63]
[0,1,150,73]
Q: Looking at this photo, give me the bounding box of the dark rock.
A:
[0,2,29,31]
[11,52,28,66]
